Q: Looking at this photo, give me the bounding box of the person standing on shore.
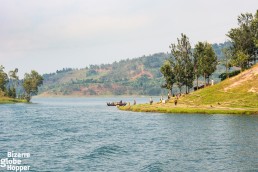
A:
[149,97,153,105]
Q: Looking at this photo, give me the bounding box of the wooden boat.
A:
[116,102,127,106]
[107,102,127,106]
[107,102,116,106]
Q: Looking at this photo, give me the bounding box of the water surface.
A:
[0,98,257,171]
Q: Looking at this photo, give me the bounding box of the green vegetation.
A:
[119,64,258,114]
[119,10,258,115]
[227,10,258,70]
[0,65,43,103]
[159,10,257,97]
[39,10,257,102]
[23,71,44,102]
[160,35,218,96]
[193,41,217,86]
[0,96,27,104]
[39,53,169,96]
[39,44,229,97]
[169,34,195,94]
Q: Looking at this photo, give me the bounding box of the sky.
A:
[0,0,258,78]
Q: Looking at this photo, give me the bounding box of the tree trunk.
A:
[196,76,199,90]
[203,74,206,86]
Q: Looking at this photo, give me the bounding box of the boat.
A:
[116,102,127,106]
[107,101,127,106]
[107,102,116,106]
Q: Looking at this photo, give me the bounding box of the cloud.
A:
[0,0,154,53]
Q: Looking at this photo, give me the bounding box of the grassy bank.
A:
[0,96,27,104]
[118,103,258,115]
[119,64,258,115]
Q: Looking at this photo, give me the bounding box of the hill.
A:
[38,42,230,97]
[39,53,168,96]
[119,63,258,114]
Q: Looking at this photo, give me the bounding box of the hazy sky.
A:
[1,0,257,77]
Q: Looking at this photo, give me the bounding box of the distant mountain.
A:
[38,42,230,96]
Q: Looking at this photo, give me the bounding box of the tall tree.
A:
[170,33,194,94]
[193,42,204,89]
[23,70,43,102]
[203,43,217,84]
[8,68,19,98]
[0,65,8,93]
[193,42,217,86]
[160,60,175,94]
[227,11,258,70]
[251,10,258,63]
[221,48,233,78]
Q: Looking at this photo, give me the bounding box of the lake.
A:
[0,97,258,171]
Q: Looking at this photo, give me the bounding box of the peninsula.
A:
[119,64,258,115]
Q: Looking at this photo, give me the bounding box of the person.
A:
[149,97,153,105]
[134,99,136,105]
[160,96,163,102]
[174,98,178,106]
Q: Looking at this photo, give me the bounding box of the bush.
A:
[219,70,241,81]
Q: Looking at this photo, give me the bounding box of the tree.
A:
[203,43,217,84]
[23,70,43,102]
[170,33,194,94]
[160,60,175,94]
[251,10,258,63]
[233,50,249,71]
[8,68,19,98]
[0,65,8,93]
[193,42,204,89]
[221,47,233,79]
[194,42,217,86]
[227,11,258,70]
[9,68,19,81]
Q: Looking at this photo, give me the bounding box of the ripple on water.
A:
[82,145,127,160]
[142,161,164,172]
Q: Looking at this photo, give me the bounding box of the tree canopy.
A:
[227,10,258,70]
[23,70,44,102]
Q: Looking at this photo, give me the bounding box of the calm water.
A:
[0,97,258,172]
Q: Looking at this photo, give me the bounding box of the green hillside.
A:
[38,42,230,97]
[119,63,258,114]
[39,53,168,96]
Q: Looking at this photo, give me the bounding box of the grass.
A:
[119,64,258,115]
[119,103,258,115]
[0,96,27,104]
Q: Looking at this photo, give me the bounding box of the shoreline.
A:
[118,102,258,115]
[0,97,27,104]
